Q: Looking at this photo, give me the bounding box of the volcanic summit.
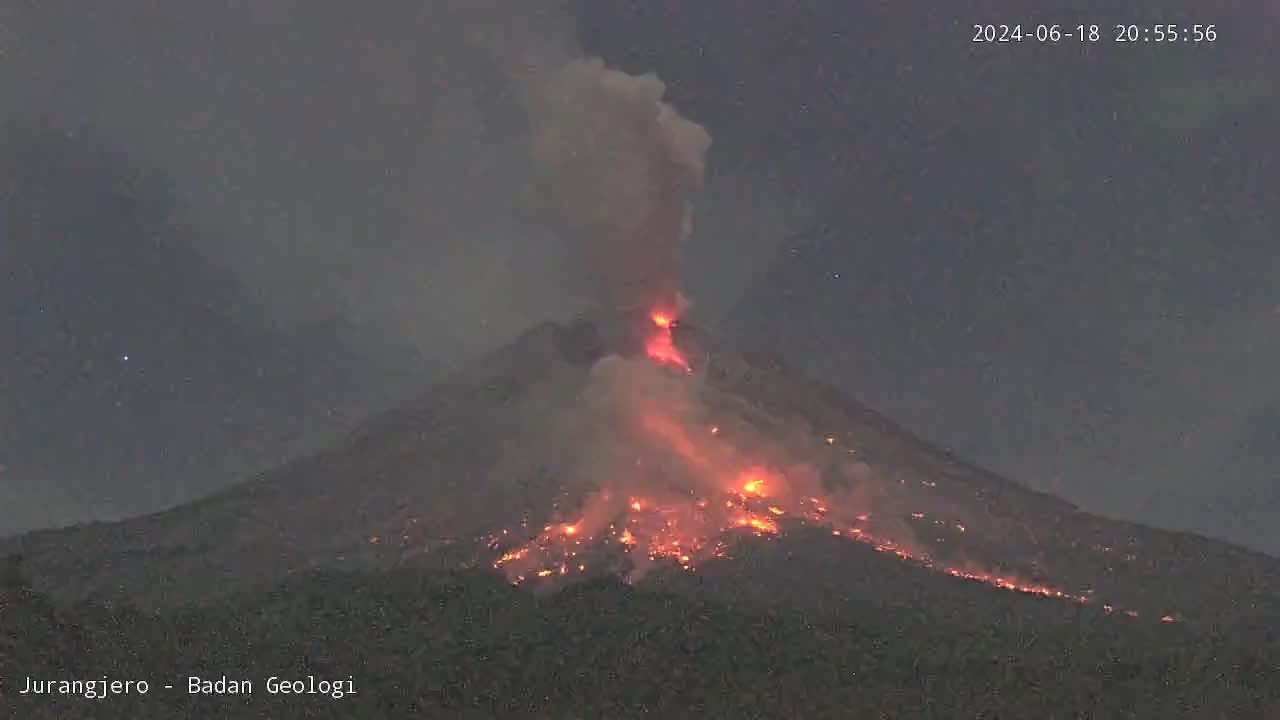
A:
[7,312,1280,647]
[6,56,1280,640]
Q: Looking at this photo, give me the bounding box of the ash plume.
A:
[527,58,712,348]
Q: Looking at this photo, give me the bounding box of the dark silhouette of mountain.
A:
[5,319,1280,717]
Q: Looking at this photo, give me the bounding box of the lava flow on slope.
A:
[507,57,1178,622]
[481,310,1176,623]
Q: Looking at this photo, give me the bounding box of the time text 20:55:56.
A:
[972,24,1217,43]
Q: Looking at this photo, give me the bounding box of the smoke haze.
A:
[529,58,711,327]
[2,0,796,535]
[6,1,584,366]
[6,0,1277,562]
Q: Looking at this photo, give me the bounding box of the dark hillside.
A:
[5,320,1280,718]
[6,561,1279,719]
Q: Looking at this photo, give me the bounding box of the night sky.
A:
[3,2,1277,552]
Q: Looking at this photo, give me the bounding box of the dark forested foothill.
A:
[4,553,1280,719]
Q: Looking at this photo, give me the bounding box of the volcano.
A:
[7,318,1280,633]
[7,318,1280,717]
[2,60,1275,714]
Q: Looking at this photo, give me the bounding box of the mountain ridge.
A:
[4,319,1279,640]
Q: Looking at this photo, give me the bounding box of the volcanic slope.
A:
[5,319,1280,643]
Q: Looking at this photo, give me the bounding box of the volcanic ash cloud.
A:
[529,58,712,330]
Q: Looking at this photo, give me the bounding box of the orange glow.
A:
[644,308,691,372]
[485,394,1168,624]
[522,297,1180,619]
[644,333,690,372]
[944,568,1089,603]
[496,547,530,565]
[737,467,781,497]
[734,514,779,534]
[488,474,1160,621]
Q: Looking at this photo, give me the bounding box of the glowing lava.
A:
[488,474,1144,614]
[644,310,691,373]
[483,318,1179,624]
[485,426,1176,622]
[739,473,768,497]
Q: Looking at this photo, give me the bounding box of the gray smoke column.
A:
[529,58,712,342]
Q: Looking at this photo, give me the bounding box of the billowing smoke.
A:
[527,58,712,350]
[487,346,946,584]
[489,345,1083,600]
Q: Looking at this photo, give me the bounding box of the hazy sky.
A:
[3,1,1277,553]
